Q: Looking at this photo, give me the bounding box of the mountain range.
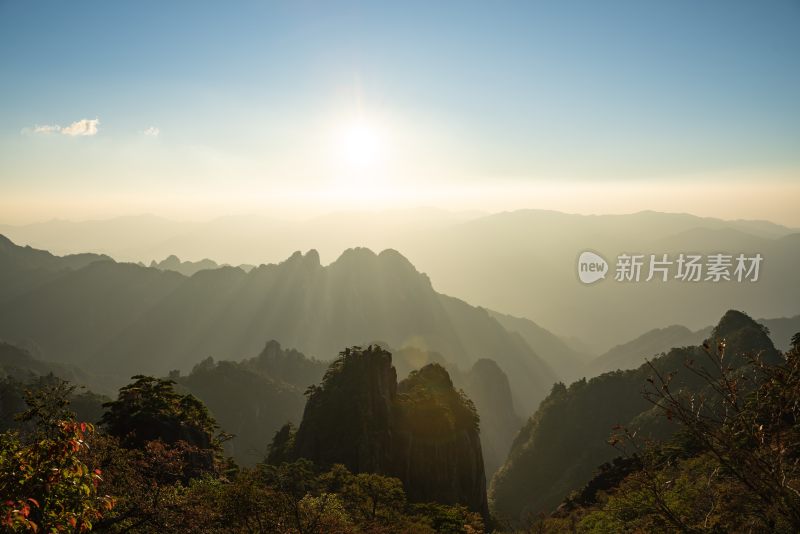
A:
[3,209,797,353]
[2,227,798,526]
[0,234,559,416]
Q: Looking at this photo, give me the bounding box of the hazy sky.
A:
[1,1,799,225]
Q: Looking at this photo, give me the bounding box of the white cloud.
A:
[26,118,100,137]
[61,118,99,136]
[143,126,160,137]
[33,124,62,134]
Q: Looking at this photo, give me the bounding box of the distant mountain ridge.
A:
[149,255,220,276]
[0,340,95,387]
[173,340,324,465]
[586,314,800,375]
[0,235,558,414]
[147,254,256,276]
[589,325,706,375]
[2,210,798,353]
[414,210,800,353]
[488,310,591,383]
[0,210,800,354]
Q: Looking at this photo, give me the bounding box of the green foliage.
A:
[320,467,407,524]
[531,320,800,533]
[291,345,397,475]
[490,310,783,523]
[16,376,80,433]
[406,502,485,533]
[84,432,208,532]
[99,375,232,487]
[101,376,222,451]
[0,419,114,532]
[266,422,297,465]
[176,356,306,467]
[574,454,766,533]
[128,459,479,534]
[0,363,493,533]
[1,374,106,435]
[288,347,489,519]
[397,363,480,437]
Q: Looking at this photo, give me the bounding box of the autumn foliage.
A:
[0,421,114,532]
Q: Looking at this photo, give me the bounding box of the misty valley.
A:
[1,211,798,533]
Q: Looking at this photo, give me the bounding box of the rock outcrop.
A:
[292,346,398,474]
[463,358,523,478]
[393,363,489,518]
[284,345,489,519]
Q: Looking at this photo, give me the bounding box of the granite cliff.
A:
[274,345,489,519]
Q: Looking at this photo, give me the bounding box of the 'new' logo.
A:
[578,251,608,284]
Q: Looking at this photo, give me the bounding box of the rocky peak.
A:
[709,309,778,363]
[713,309,766,339]
[0,234,14,252]
[292,345,397,474]
[259,339,283,359]
[283,346,489,519]
[303,249,321,267]
[399,362,454,392]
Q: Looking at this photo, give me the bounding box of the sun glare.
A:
[338,120,384,169]
[325,116,394,203]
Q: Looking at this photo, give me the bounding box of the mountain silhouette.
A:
[0,236,558,413]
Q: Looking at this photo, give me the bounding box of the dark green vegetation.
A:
[271,346,489,520]
[164,340,519,478]
[0,343,107,434]
[586,315,800,376]
[171,340,324,466]
[0,333,519,482]
[390,347,522,479]
[532,327,800,532]
[490,310,786,526]
[1,346,486,533]
[100,376,226,479]
[4,310,797,533]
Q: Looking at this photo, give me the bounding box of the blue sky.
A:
[1,0,799,223]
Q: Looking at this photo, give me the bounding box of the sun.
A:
[337,119,384,169]
[325,115,394,203]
